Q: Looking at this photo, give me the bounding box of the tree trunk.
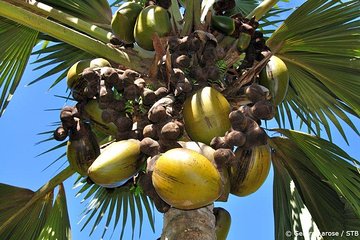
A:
[161,205,216,240]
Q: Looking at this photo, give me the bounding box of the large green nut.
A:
[237,32,252,52]
[66,58,111,89]
[214,207,231,240]
[83,100,118,136]
[88,139,142,188]
[259,56,289,105]
[183,87,231,145]
[211,15,235,36]
[67,124,100,176]
[134,5,172,51]
[111,2,143,43]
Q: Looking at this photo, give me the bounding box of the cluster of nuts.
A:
[210,83,275,168]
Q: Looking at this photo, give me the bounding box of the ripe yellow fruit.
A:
[259,55,289,105]
[230,144,272,196]
[88,139,141,188]
[134,5,172,50]
[152,148,222,210]
[178,141,230,201]
[183,87,231,145]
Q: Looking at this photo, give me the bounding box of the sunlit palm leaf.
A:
[38,0,112,27]
[270,131,360,237]
[272,129,360,215]
[0,17,38,116]
[267,0,360,140]
[0,184,53,240]
[273,160,322,240]
[29,41,94,88]
[75,180,155,240]
[37,184,71,240]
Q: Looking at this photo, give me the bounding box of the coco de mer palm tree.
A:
[0,0,359,239]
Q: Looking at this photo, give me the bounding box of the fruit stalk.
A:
[0,0,151,73]
[247,0,280,20]
[6,0,112,43]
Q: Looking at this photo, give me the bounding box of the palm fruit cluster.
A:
[53,0,290,213]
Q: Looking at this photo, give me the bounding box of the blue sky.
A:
[0,1,359,239]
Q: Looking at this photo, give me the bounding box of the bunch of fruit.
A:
[54,1,290,236]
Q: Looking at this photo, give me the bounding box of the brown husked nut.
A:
[134,78,146,89]
[124,84,139,100]
[54,126,68,141]
[160,121,182,140]
[148,105,169,123]
[210,136,231,149]
[140,137,160,156]
[214,148,235,168]
[224,130,246,147]
[174,54,191,69]
[115,116,133,132]
[229,110,248,131]
[143,124,158,139]
[250,100,275,120]
[154,87,168,99]
[245,84,267,102]
[142,88,157,105]
[244,121,268,148]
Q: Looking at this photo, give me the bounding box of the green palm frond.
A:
[74,179,155,240]
[29,41,94,88]
[273,160,321,240]
[270,130,360,238]
[37,184,72,240]
[267,0,360,141]
[0,168,74,240]
[0,17,38,116]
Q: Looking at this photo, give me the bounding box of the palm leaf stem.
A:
[181,0,194,36]
[0,166,74,233]
[6,0,112,43]
[247,0,280,20]
[0,0,150,73]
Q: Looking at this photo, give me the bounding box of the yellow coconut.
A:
[183,87,231,145]
[88,139,141,188]
[152,148,222,210]
[230,144,272,196]
[178,141,230,201]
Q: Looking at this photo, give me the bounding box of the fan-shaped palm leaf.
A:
[267,0,360,141]
[270,130,360,239]
[0,17,38,116]
[74,179,155,240]
[273,162,322,240]
[37,183,72,240]
[0,167,74,239]
[29,41,94,88]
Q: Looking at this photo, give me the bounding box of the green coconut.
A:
[134,5,172,51]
